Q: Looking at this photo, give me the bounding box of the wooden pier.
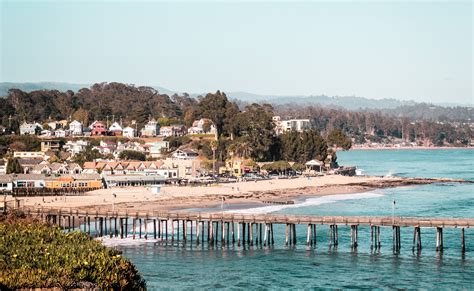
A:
[20,206,472,253]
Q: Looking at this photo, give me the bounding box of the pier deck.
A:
[17,206,473,252]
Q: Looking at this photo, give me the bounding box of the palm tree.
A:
[211,140,219,175]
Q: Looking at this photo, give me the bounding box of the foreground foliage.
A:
[0,212,146,290]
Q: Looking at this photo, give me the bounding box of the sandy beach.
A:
[14,175,466,213]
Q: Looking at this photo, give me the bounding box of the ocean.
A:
[105,149,474,289]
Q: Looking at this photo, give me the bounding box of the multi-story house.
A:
[90,121,107,136]
[19,122,42,135]
[69,120,83,136]
[123,126,136,138]
[109,122,123,136]
[141,119,160,137]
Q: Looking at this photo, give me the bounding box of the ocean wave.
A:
[225,192,384,215]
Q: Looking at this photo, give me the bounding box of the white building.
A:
[273,116,311,134]
[141,119,160,137]
[0,160,6,175]
[19,122,42,135]
[63,140,89,155]
[171,149,199,160]
[0,175,13,192]
[69,120,83,136]
[123,126,136,138]
[146,141,170,158]
[187,118,217,135]
[54,129,69,138]
[160,125,185,137]
[109,122,123,136]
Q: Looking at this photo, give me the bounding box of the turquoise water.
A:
[110,149,474,289]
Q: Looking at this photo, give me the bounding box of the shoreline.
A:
[348,146,474,151]
[15,175,470,214]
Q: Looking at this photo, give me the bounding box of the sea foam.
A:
[225,192,384,215]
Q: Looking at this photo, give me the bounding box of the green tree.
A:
[119,150,146,161]
[72,145,104,166]
[238,104,276,161]
[6,158,23,174]
[327,129,352,150]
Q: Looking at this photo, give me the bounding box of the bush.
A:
[0,212,146,290]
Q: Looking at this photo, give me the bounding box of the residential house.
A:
[109,122,123,136]
[90,121,107,136]
[187,118,217,135]
[63,140,89,155]
[41,140,61,152]
[123,126,136,138]
[31,164,52,175]
[0,175,13,192]
[0,160,6,175]
[19,122,42,135]
[54,129,69,138]
[160,125,186,137]
[171,149,199,160]
[40,129,53,137]
[69,120,83,136]
[141,119,160,137]
[93,140,117,155]
[146,141,169,158]
[17,159,43,173]
[47,121,59,130]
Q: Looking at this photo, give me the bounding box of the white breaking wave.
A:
[225,192,384,215]
[97,192,383,246]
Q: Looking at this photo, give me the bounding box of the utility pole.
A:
[392,200,396,225]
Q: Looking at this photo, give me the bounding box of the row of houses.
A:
[83,157,201,179]
[20,118,217,138]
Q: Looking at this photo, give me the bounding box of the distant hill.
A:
[226,92,418,110]
[0,82,89,96]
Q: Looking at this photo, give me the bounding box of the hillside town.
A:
[0,115,352,195]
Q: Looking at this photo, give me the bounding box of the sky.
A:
[0,0,472,104]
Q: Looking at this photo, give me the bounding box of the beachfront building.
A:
[305,159,324,174]
[103,174,168,188]
[141,119,160,137]
[123,126,136,138]
[12,174,46,188]
[69,120,83,136]
[45,174,102,189]
[19,122,42,135]
[109,122,123,136]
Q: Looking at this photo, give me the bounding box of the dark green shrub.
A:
[0,212,146,290]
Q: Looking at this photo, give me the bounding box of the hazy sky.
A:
[1,1,472,104]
